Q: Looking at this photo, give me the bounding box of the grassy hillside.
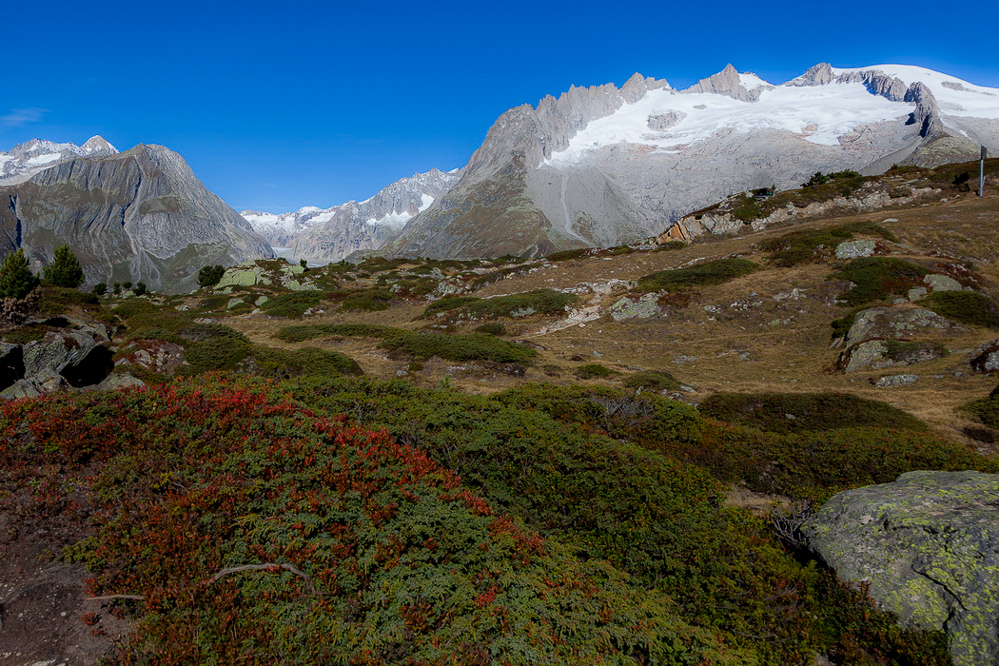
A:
[2,165,998,664]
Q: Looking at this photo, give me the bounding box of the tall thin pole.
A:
[982,145,988,197]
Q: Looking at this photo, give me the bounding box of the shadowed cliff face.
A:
[0,144,272,293]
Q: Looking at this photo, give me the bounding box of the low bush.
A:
[636,258,759,293]
[337,288,394,312]
[261,290,326,319]
[379,332,536,363]
[758,221,896,267]
[698,392,929,434]
[474,322,507,336]
[275,323,403,342]
[422,296,480,317]
[921,290,999,329]
[247,346,362,377]
[623,369,681,392]
[183,336,251,373]
[833,257,930,306]
[959,392,999,429]
[575,363,620,379]
[545,248,591,262]
[1,379,731,664]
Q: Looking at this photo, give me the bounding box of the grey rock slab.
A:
[835,240,877,259]
[924,274,963,292]
[872,374,919,387]
[803,471,999,666]
[844,306,958,348]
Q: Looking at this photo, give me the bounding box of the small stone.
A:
[835,240,876,259]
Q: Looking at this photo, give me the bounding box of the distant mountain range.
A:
[3,62,998,284]
[241,168,460,263]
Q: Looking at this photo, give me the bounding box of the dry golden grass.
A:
[219,185,999,447]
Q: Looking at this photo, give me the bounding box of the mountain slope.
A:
[384,63,999,259]
[0,144,273,292]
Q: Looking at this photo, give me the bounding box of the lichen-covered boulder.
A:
[843,306,957,348]
[835,239,876,259]
[837,305,958,372]
[802,470,999,666]
[608,292,662,320]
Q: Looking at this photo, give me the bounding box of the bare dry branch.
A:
[203,563,318,594]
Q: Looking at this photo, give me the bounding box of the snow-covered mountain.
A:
[242,167,461,263]
[381,63,999,260]
[0,136,119,185]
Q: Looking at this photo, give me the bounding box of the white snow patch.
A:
[366,210,414,228]
[831,64,999,119]
[546,79,910,165]
[25,153,63,167]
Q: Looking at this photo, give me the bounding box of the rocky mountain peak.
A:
[682,64,771,102]
[81,135,118,155]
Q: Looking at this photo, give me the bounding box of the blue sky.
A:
[4,0,997,213]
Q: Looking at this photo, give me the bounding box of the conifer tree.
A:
[43,245,86,288]
[0,248,40,299]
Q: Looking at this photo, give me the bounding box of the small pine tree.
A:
[43,245,86,288]
[134,281,148,296]
[92,282,108,295]
[198,265,226,288]
[0,248,40,299]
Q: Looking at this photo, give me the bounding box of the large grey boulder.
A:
[803,471,999,666]
[971,338,999,373]
[837,305,959,372]
[21,330,113,389]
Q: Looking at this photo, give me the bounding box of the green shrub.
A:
[184,336,251,373]
[698,392,929,435]
[92,282,108,295]
[959,393,999,429]
[833,257,930,306]
[177,322,249,343]
[42,245,85,288]
[337,288,394,312]
[474,322,507,336]
[623,369,681,392]
[636,258,759,293]
[261,290,325,319]
[422,296,480,317]
[545,248,591,262]
[274,323,403,342]
[247,346,362,377]
[921,290,999,328]
[198,264,226,287]
[758,221,896,267]
[575,363,620,379]
[379,332,536,363]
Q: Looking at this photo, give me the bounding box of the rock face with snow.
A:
[243,168,460,263]
[0,144,273,293]
[383,63,999,259]
[0,136,119,186]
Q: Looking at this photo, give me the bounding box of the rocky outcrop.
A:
[0,324,116,399]
[970,338,999,373]
[836,305,961,372]
[682,64,773,102]
[802,470,999,666]
[0,144,273,293]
